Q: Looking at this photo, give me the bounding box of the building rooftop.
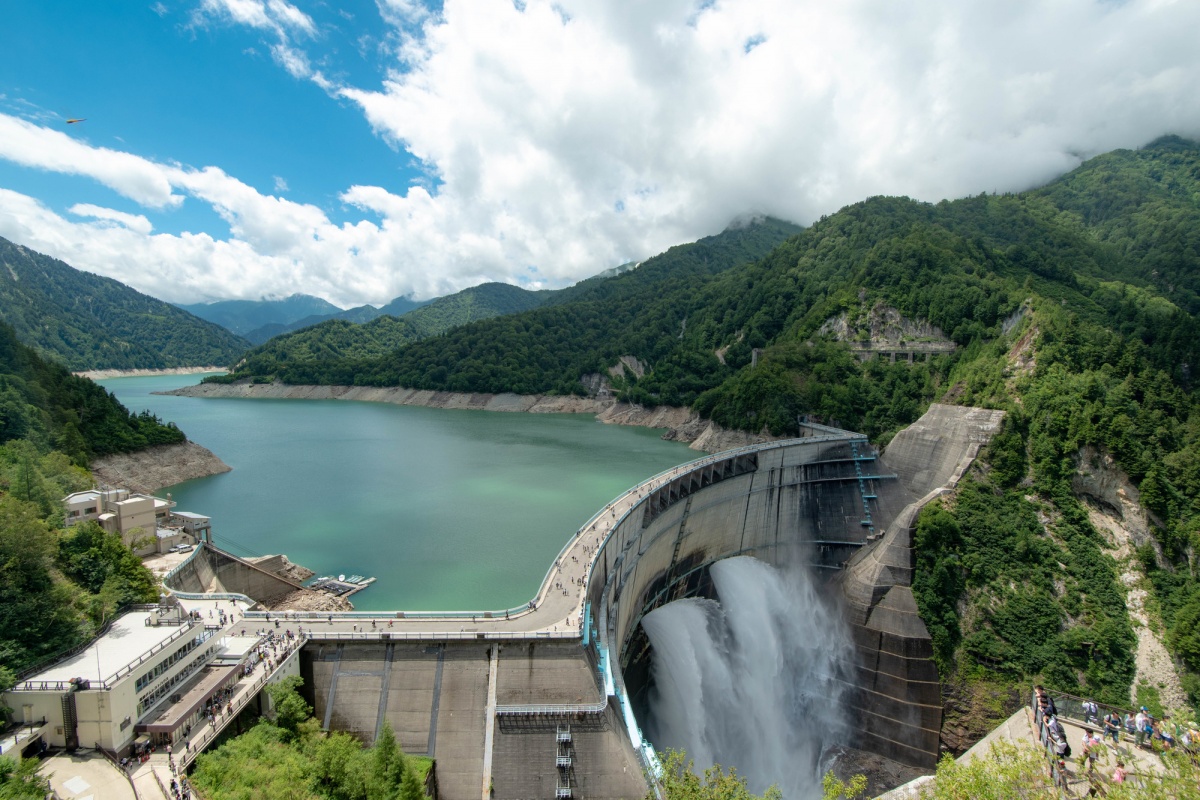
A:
[172,511,210,521]
[20,611,197,688]
[213,635,260,663]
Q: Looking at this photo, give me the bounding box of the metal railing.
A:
[496,701,607,716]
[11,603,164,684]
[176,637,306,772]
[102,621,203,687]
[301,630,576,642]
[12,617,203,692]
[1038,685,1141,739]
[1032,687,1159,795]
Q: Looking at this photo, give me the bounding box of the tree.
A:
[822,773,868,800]
[916,738,1200,800]
[398,765,426,800]
[0,755,50,800]
[652,749,781,800]
[368,722,406,800]
[266,675,312,737]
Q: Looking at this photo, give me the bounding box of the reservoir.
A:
[100,374,695,612]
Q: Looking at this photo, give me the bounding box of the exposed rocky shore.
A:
[75,366,229,380]
[91,441,232,493]
[161,381,780,452]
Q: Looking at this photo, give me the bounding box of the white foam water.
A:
[641,555,853,799]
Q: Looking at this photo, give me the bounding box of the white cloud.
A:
[68,204,154,235]
[0,114,180,208]
[273,175,289,192]
[197,0,318,78]
[197,0,314,37]
[2,0,1200,309]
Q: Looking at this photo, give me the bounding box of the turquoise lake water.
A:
[100,375,696,612]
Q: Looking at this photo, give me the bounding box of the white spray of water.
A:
[640,555,853,799]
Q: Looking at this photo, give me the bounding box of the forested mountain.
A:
[231,280,549,356]
[214,137,1200,723]
[179,294,344,337]
[0,322,183,674]
[219,217,804,385]
[0,237,249,371]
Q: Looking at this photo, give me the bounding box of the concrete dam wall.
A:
[202,405,1002,797]
[584,407,1002,773]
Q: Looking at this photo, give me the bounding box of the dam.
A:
[159,403,1003,798]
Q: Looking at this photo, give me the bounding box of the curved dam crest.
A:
[160,404,1002,799]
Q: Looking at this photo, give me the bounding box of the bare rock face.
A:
[261,588,354,612]
[819,302,950,346]
[1072,445,1153,548]
[91,441,231,494]
[938,679,1022,756]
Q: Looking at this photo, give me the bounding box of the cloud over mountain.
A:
[1,0,1198,306]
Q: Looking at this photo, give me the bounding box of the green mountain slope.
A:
[401,281,548,337]
[220,216,804,390]
[0,237,249,371]
[0,321,185,464]
[228,282,552,373]
[0,322,181,673]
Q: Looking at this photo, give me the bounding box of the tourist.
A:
[1081,730,1102,772]
[1135,707,1148,747]
[1082,698,1099,725]
[1112,761,1126,783]
[1103,710,1122,745]
[1050,724,1070,761]
[1154,718,1174,749]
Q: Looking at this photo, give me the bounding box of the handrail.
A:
[301,630,576,642]
[13,612,125,682]
[12,615,201,692]
[176,637,306,772]
[1031,691,1073,793]
[103,621,202,686]
[496,701,607,715]
[1038,683,1139,727]
[97,745,142,799]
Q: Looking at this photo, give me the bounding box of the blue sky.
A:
[0,1,1198,308]
[0,1,419,235]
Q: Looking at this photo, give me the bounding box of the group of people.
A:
[169,774,192,800]
[1035,685,1129,785]
[1035,683,1200,789]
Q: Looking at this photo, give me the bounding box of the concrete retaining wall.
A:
[166,544,304,605]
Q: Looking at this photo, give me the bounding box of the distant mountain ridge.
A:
[0,237,248,371]
[179,294,345,337]
[221,219,802,379]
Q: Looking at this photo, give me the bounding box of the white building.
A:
[3,606,256,755]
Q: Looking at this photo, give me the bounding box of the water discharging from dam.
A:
[641,556,853,799]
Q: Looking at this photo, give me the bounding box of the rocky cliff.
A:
[91,441,231,493]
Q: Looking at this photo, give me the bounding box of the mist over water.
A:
[641,556,853,799]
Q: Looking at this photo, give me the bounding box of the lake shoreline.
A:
[77,366,229,380]
[161,381,781,452]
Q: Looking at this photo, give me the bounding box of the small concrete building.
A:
[63,489,209,556]
[64,488,173,537]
